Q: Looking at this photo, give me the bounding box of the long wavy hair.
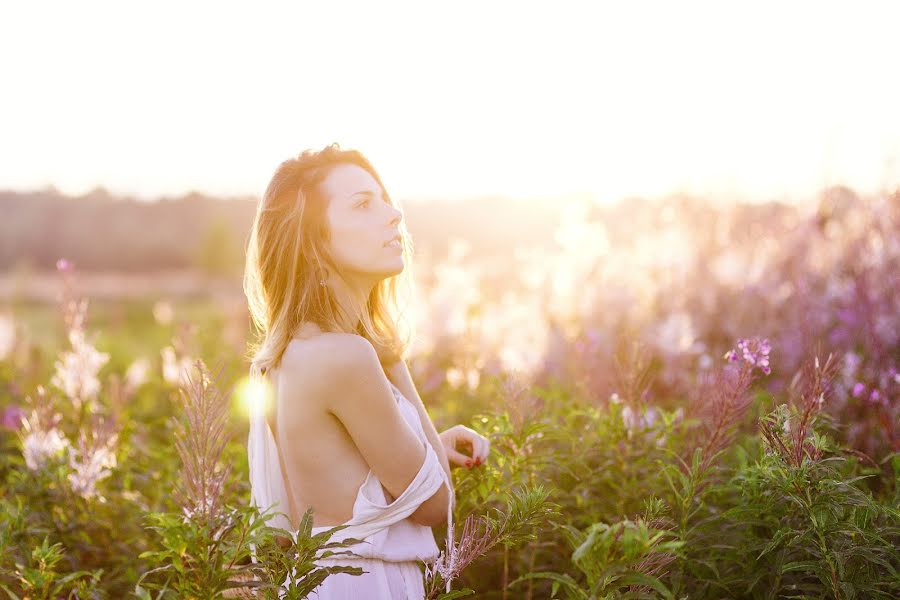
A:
[243,143,415,380]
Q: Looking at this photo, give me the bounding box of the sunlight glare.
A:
[235,375,273,419]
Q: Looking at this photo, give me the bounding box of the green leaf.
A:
[0,582,22,600]
[618,572,675,600]
[508,572,589,599]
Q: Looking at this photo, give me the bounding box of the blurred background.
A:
[2,0,898,429]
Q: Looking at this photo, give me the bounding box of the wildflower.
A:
[425,513,495,595]
[67,429,118,500]
[20,410,71,471]
[50,299,110,412]
[868,389,881,404]
[152,300,174,326]
[852,382,866,398]
[161,346,197,387]
[723,337,772,375]
[445,367,465,390]
[124,357,151,393]
[51,329,110,411]
[2,405,24,430]
[174,361,230,524]
[842,352,861,378]
[56,258,73,272]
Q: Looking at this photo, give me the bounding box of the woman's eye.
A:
[357,196,387,208]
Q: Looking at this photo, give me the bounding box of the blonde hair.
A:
[243,143,415,380]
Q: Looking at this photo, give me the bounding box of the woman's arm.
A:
[385,359,454,491]
[303,338,449,527]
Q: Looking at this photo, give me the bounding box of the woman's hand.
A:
[439,425,491,469]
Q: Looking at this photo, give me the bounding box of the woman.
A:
[243,143,491,599]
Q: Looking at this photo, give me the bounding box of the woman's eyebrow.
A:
[350,190,382,199]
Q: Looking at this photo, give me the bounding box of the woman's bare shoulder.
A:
[280,328,377,389]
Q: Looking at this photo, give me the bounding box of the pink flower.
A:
[2,405,24,430]
[851,382,866,398]
[724,337,772,375]
[56,258,73,272]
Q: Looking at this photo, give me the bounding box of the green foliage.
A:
[1,295,898,599]
[426,484,560,599]
[719,411,900,598]
[0,536,102,600]
[510,518,683,599]
[134,503,368,599]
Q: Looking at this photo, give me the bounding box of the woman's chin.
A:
[373,260,404,280]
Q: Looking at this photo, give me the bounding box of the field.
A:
[1,190,898,599]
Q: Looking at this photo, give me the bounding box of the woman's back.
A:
[248,326,455,598]
[266,333,377,529]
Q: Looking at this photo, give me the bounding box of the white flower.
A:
[152,300,174,325]
[445,367,465,390]
[22,425,71,471]
[51,328,110,410]
[68,441,117,500]
[161,346,195,387]
[124,357,151,392]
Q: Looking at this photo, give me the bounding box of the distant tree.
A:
[193,216,243,278]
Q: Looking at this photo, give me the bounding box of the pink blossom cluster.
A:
[723,337,772,375]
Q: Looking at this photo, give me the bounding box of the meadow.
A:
[1,189,898,599]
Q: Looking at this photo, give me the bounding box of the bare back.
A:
[265,326,396,529]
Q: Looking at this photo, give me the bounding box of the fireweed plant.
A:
[0,261,135,599]
[134,359,372,600]
[0,190,898,598]
[454,338,899,599]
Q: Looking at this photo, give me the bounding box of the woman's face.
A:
[318,163,405,286]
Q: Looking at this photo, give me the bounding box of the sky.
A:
[1,0,898,205]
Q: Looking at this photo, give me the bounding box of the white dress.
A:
[247,375,455,599]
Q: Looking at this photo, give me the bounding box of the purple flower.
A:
[836,308,859,325]
[869,389,881,403]
[56,258,73,272]
[724,336,772,375]
[2,405,23,430]
[852,382,866,398]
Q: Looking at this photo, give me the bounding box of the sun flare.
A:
[235,376,273,419]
